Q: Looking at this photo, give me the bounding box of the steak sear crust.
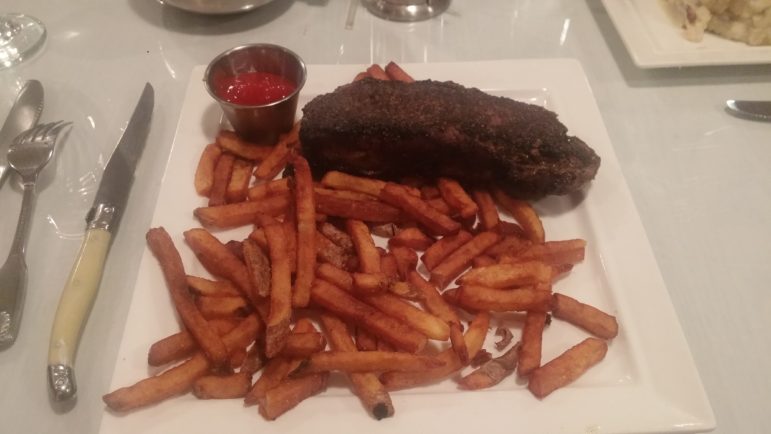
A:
[300,79,600,200]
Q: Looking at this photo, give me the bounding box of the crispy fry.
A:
[528,338,608,399]
[257,373,328,420]
[493,189,544,243]
[208,153,235,207]
[310,279,427,353]
[254,125,298,180]
[495,327,514,351]
[472,255,496,268]
[318,222,355,252]
[551,293,618,339]
[224,240,245,261]
[147,228,229,367]
[263,222,293,358]
[437,178,478,219]
[388,227,434,251]
[471,190,499,231]
[421,185,441,200]
[103,315,260,411]
[184,228,255,303]
[444,285,552,313]
[486,235,531,258]
[389,245,418,280]
[316,193,403,223]
[194,193,291,229]
[302,351,444,373]
[226,158,253,203]
[316,262,354,291]
[430,231,500,288]
[240,345,265,377]
[315,230,353,270]
[366,64,390,80]
[194,143,222,197]
[217,130,273,161]
[388,281,422,300]
[355,327,378,351]
[147,319,238,367]
[363,293,450,341]
[426,196,453,215]
[315,186,378,202]
[518,311,547,377]
[293,156,316,307]
[186,276,241,297]
[380,183,461,235]
[196,296,250,319]
[242,239,271,298]
[320,314,394,419]
[421,230,473,271]
[352,272,391,295]
[281,218,298,274]
[320,171,421,198]
[247,178,290,201]
[497,220,527,238]
[457,261,553,288]
[193,372,252,399]
[379,253,399,279]
[346,219,381,274]
[502,239,587,266]
[458,343,520,390]
[381,312,490,391]
[279,331,327,358]
[384,61,415,83]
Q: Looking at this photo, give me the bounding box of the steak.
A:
[299,78,600,200]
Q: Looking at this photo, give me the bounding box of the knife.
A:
[0,80,44,189]
[47,83,154,402]
[725,100,771,122]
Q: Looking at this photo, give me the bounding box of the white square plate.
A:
[602,0,771,68]
[99,60,715,434]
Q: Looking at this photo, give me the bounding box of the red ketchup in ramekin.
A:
[214,71,296,106]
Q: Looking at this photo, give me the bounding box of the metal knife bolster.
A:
[86,202,121,231]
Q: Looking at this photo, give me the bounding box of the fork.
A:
[0,121,70,348]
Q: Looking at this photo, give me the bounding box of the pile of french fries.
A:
[103,62,619,421]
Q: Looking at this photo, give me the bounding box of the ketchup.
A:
[215,71,296,105]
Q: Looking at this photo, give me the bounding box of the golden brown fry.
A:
[437,178,478,219]
[279,331,327,358]
[493,189,545,243]
[363,293,450,341]
[196,296,250,319]
[319,314,394,419]
[225,158,253,203]
[310,279,427,353]
[381,311,490,391]
[217,130,273,161]
[302,351,444,373]
[551,293,618,339]
[471,190,499,231]
[486,235,531,258]
[528,337,608,399]
[257,373,328,420]
[380,183,461,235]
[346,219,381,274]
[472,255,496,268]
[280,218,298,274]
[458,342,520,390]
[242,239,271,298]
[186,275,241,297]
[240,345,265,377]
[147,228,229,367]
[254,126,298,180]
[366,64,390,80]
[389,245,418,280]
[316,193,403,223]
[421,230,473,271]
[194,193,291,229]
[457,261,553,288]
[384,61,415,83]
[352,272,391,295]
[497,220,527,238]
[316,262,354,291]
[247,178,290,201]
[208,153,235,207]
[430,231,500,289]
[388,227,434,251]
[263,222,293,358]
[194,143,222,197]
[193,372,252,399]
[320,171,385,197]
[444,285,552,313]
[184,228,255,303]
[379,253,399,279]
[518,311,547,377]
[147,319,237,367]
[315,230,353,270]
[355,327,379,351]
[502,239,587,266]
[103,315,260,411]
[293,156,316,307]
[318,222,355,252]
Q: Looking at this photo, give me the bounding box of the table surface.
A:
[0,1,769,433]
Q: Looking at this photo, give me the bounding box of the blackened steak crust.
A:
[300,78,600,200]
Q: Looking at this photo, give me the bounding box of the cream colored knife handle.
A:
[47,227,111,401]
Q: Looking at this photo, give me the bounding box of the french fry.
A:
[184,228,255,303]
[103,315,260,411]
[493,189,544,243]
[247,178,290,201]
[240,345,265,377]
[316,193,403,223]
[194,143,222,197]
[315,230,353,270]
[379,253,399,279]
[321,171,385,197]
[355,327,379,351]
[257,373,328,420]
[458,342,520,390]
[388,227,434,251]
[310,279,427,353]
[363,293,450,341]
[208,153,235,207]
[186,276,241,297]
[437,178,478,219]
[193,372,252,399]
[147,319,238,367]
[366,64,390,80]
[381,311,489,391]
[316,263,354,291]
[242,239,271,298]
[226,158,253,203]
[457,261,553,288]
[224,240,245,261]
[254,125,298,180]
[279,331,327,358]
[292,156,316,307]
[194,193,291,229]
[471,190,499,231]
[384,61,415,83]
[318,222,355,252]
[528,337,608,399]
[497,220,527,238]
[263,221,293,358]
[444,285,552,313]
[379,183,461,235]
[517,312,547,377]
[420,185,441,200]
[352,272,391,295]
[302,351,444,373]
[147,228,229,367]
[501,239,586,266]
[346,219,381,273]
[551,293,618,339]
[217,130,273,161]
[472,255,496,268]
[486,235,531,258]
[315,186,378,202]
[426,196,453,216]
[388,281,422,300]
[319,314,394,419]
[196,296,251,319]
[389,245,418,280]
[430,231,500,288]
[421,230,473,271]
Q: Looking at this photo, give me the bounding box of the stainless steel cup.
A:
[204,44,306,144]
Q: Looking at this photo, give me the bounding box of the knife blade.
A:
[725,100,771,122]
[0,80,44,188]
[47,83,154,402]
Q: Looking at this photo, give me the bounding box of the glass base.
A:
[0,14,46,69]
[363,0,451,22]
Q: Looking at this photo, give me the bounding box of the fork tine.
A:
[48,121,72,139]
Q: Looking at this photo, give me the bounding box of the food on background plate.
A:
[665,0,771,46]
[104,62,620,422]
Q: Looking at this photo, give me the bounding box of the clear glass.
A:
[0,13,46,69]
